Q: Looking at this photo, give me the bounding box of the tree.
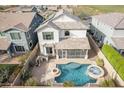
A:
[63,81,74,87]
[100,79,116,87]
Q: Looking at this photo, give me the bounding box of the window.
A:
[42,32,54,40]
[0,32,5,36]
[14,46,25,52]
[46,47,52,54]
[10,33,21,40]
[29,41,33,48]
[65,31,70,36]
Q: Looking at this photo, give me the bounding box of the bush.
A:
[102,44,124,80]
[100,79,116,87]
[25,78,38,86]
[0,64,18,83]
[63,81,74,87]
[20,70,32,83]
[96,58,104,67]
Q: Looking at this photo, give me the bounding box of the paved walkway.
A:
[31,62,49,84]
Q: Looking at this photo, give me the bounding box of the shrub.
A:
[63,81,74,87]
[96,58,104,67]
[20,70,32,83]
[102,44,124,80]
[100,79,116,87]
[25,78,38,86]
[0,64,18,83]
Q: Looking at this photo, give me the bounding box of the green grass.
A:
[73,5,124,19]
[102,44,124,80]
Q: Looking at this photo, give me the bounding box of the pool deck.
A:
[40,58,97,84]
[48,58,96,70]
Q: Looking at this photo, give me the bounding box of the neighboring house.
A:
[1,5,46,13]
[46,5,60,12]
[0,12,44,57]
[91,13,124,54]
[36,10,90,60]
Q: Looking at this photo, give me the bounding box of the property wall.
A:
[88,34,124,86]
[11,44,39,86]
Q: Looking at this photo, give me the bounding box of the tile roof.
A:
[36,10,88,31]
[0,38,11,50]
[0,12,36,32]
[55,38,90,49]
[53,22,88,30]
[92,13,124,29]
[112,37,124,49]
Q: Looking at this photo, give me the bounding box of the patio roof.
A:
[0,38,11,50]
[55,38,91,50]
[112,37,124,49]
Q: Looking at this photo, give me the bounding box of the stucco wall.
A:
[92,18,114,37]
[59,30,86,38]
[6,29,29,54]
[53,14,76,22]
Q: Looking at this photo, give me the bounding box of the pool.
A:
[55,62,96,86]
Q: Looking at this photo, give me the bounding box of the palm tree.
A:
[63,81,74,87]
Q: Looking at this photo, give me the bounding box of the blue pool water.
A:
[55,62,96,86]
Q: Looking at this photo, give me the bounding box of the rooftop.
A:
[0,38,11,50]
[55,38,91,49]
[36,10,88,31]
[0,12,36,32]
[92,13,124,30]
[112,37,124,49]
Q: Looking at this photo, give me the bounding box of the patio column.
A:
[7,49,12,59]
[85,49,88,59]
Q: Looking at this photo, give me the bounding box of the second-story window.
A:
[42,32,54,40]
[10,33,21,40]
[65,31,70,36]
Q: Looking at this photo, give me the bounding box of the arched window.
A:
[65,31,70,36]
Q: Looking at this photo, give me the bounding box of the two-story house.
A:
[91,13,124,54]
[0,12,44,58]
[36,10,90,60]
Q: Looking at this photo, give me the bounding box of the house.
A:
[46,5,60,12]
[91,13,124,54]
[36,10,90,60]
[0,12,44,58]
[1,5,46,13]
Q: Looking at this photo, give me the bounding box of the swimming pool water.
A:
[55,62,96,86]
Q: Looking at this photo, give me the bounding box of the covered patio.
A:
[55,38,90,59]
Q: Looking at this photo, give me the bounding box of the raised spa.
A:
[87,65,104,79]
